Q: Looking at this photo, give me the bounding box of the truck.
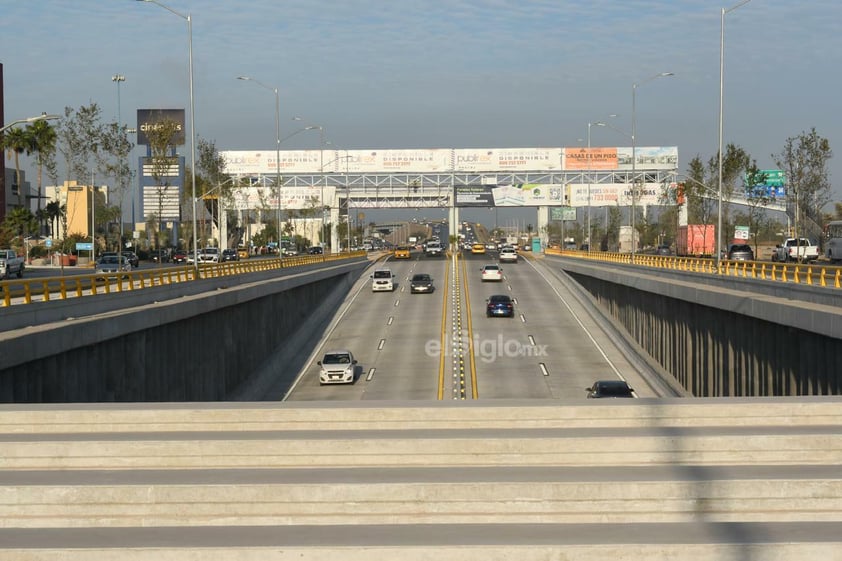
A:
[771,238,819,263]
[676,225,715,257]
[0,249,25,279]
[424,240,443,257]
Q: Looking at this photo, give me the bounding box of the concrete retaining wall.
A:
[553,258,842,397]
[0,259,368,402]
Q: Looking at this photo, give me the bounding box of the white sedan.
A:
[480,264,503,282]
[318,350,358,385]
[499,248,518,263]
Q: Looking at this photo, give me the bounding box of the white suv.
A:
[198,247,220,263]
[371,268,395,292]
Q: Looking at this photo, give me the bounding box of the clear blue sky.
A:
[3,0,841,225]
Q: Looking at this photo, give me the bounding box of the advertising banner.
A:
[562,147,618,170]
[567,182,667,207]
[136,109,185,146]
[228,186,337,211]
[452,148,561,172]
[550,207,577,221]
[455,184,564,207]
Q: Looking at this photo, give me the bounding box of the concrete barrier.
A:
[0,398,840,559]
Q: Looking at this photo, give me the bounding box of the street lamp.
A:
[112,74,126,251]
[631,71,673,261]
[585,116,617,252]
[718,0,752,269]
[237,76,282,247]
[135,0,198,277]
[0,113,60,135]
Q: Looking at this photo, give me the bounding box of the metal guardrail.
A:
[545,248,842,289]
[0,252,366,307]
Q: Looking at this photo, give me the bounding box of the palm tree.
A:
[27,120,57,217]
[45,200,64,238]
[2,127,35,207]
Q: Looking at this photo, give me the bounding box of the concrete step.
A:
[3,425,841,469]
[0,522,840,561]
[1,466,841,528]
[2,398,841,434]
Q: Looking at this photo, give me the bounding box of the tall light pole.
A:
[631,72,673,261]
[112,74,125,251]
[0,113,60,135]
[718,0,752,269]
[136,0,198,277]
[237,76,282,247]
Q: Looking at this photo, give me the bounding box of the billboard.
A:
[562,146,678,171]
[567,182,667,207]
[452,148,562,172]
[136,109,186,146]
[455,184,564,207]
[227,186,337,211]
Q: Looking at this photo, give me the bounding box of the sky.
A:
[2,0,841,228]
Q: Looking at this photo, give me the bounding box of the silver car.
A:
[96,255,132,278]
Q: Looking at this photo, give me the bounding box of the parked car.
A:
[480,264,503,282]
[317,350,357,385]
[726,244,754,261]
[221,249,239,262]
[486,294,514,317]
[586,380,635,398]
[409,273,434,293]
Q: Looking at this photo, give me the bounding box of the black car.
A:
[727,243,754,261]
[121,251,139,268]
[486,294,514,317]
[150,249,171,263]
[221,249,239,262]
[409,273,434,294]
[307,246,324,255]
[586,380,635,398]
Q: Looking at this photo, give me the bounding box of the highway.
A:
[285,248,664,402]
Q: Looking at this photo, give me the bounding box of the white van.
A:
[371,268,395,292]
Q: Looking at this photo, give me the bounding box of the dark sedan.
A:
[409,273,434,293]
[486,294,514,317]
[586,380,635,398]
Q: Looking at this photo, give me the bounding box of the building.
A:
[3,168,32,214]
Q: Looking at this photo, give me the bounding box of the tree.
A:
[55,104,105,185]
[1,126,35,207]
[0,207,38,246]
[45,200,64,238]
[27,119,58,219]
[145,118,182,250]
[773,128,833,243]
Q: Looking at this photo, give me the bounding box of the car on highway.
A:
[308,246,324,255]
[221,248,239,262]
[199,247,220,263]
[499,247,518,263]
[317,350,357,385]
[96,254,132,278]
[150,249,170,263]
[121,251,139,268]
[409,273,434,293]
[471,243,486,254]
[586,380,635,398]
[726,244,754,261]
[486,294,514,317]
[172,249,187,264]
[371,268,396,292]
[485,243,496,251]
[237,247,250,259]
[394,246,411,259]
[480,264,503,282]
[283,247,299,257]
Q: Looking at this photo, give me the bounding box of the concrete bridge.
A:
[0,251,840,558]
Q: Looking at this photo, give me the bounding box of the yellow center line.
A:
[436,254,450,400]
[462,254,479,399]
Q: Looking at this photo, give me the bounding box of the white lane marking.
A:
[528,335,536,346]
[519,314,526,323]
[366,368,376,382]
[539,363,549,377]
[378,339,386,350]
[524,257,624,379]
[387,316,394,325]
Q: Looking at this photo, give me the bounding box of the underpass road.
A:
[285,250,661,402]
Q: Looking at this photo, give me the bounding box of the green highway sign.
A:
[760,169,785,187]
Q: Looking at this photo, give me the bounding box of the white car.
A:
[198,247,220,263]
[480,264,503,282]
[96,255,131,278]
[371,268,395,292]
[318,350,357,385]
[499,247,518,263]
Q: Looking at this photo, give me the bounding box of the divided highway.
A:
[285,249,662,401]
